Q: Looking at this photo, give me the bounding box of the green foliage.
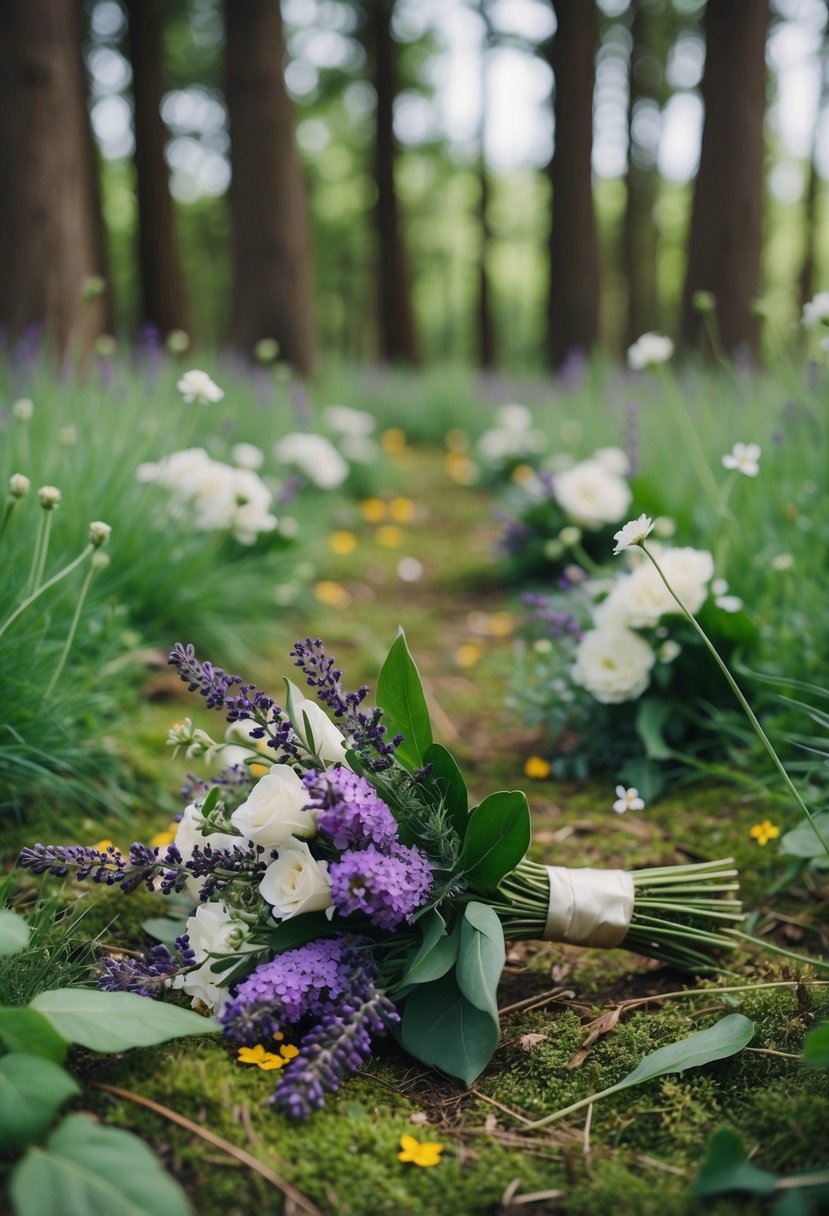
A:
[0,910,29,956]
[0,1055,80,1151]
[29,989,220,1053]
[459,790,531,889]
[399,971,500,1086]
[375,630,433,770]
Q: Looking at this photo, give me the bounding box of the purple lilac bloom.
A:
[272,988,400,1119]
[221,937,368,1044]
[302,768,398,850]
[328,844,432,930]
[98,935,196,997]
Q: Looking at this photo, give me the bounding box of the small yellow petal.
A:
[456,642,484,668]
[381,427,406,454]
[279,1043,300,1060]
[237,1045,286,1071]
[149,829,175,848]
[329,530,358,555]
[524,756,551,780]
[314,580,350,608]
[388,497,414,523]
[376,525,404,549]
[360,497,387,523]
[92,839,115,852]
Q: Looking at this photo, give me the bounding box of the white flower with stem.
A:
[721,442,761,477]
[613,786,645,814]
[259,839,333,922]
[171,900,255,1012]
[553,459,632,530]
[612,514,654,555]
[627,332,674,370]
[177,369,224,405]
[801,291,829,328]
[631,534,829,864]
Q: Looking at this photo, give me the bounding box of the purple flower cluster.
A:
[328,843,433,931]
[302,768,398,851]
[521,592,583,640]
[221,935,399,1119]
[98,935,196,997]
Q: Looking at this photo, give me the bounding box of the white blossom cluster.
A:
[477,403,547,467]
[551,448,632,529]
[136,447,277,544]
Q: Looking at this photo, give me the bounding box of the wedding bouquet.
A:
[21,634,742,1118]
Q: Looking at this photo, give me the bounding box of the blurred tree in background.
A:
[0,0,827,369]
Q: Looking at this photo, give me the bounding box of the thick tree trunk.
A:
[0,0,107,356]
[225,0,315,374]
[680,0,769,360]
[477,1,496,369]
[546,0,600,369]
[368,0,419,365]
[622,0,660,348]
[126,0,189,337]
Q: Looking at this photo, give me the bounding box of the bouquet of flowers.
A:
[515,541,756,792]
[21,634,743,1118]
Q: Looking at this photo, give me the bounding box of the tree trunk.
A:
[368,0,419,365]
[477,1,496,369]
[225,0,315,374]
[622,0,660,348]
[546,0,600,369]
[0,0,107,357]
[126,0,189,337]
[680,0,769,360]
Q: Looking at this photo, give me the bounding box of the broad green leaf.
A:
[634,699,674,760]
[617,1014,754,1091]
[0,1054,79,1150]
[30,989,220,1052]
[459,791,531,890]
[375,631,433,771]
[199,785,221,819]
[423,743,469,838]
[0,909,30,956]
[9,1114,191,1216]
[0,1006,68,1062]
[803,1021,829,1067]
[780,814,829,864]
[270,911,376,955]
[456,903,504,1019]
[400,972,499,1085]
[142,917,190,949]
[693,1129,778,1198]
[527,1014,755,1129]
[396,911,460,988]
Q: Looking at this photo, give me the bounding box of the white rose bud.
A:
[230,764,314,847]
[9,474,30,499]
[38,485,61,510]
[259,839,332,922]
[290,697,349,765]
[89,520,112,547]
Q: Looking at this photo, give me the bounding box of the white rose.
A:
[553,458,632,529]
[598,547,713,629]
[290,697,349,764]
[571,627,656,704]
[230,764,314,847]
[171,900,252,1012]
[259,839,332,921]
[173,804,241,900]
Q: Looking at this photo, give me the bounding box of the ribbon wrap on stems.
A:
[543,865,635,947]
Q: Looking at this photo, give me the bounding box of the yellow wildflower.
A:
[381,427,406,454]
[398,1134,444,1167]
[487,611,514,638]
[92,839,115,853]
[376,525,404,549]
[389,497,415,523]
[456,642,484,668]
[445,451,477,485]
[360,497,387,523]
[524,756,551,780]
[511,463,535,485]
[237,1044,286,1071]
[314,580,350,608]
[250,763,269,778]
[749,819,780,846]
[149,828,176,848]
[329,530,358,555]
[279,1043,300,1061]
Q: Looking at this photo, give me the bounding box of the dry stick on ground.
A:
[91,1082,322,1216]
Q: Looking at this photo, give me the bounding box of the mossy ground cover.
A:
[4,447,828,1216]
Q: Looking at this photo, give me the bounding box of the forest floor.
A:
[7,445,829,1216]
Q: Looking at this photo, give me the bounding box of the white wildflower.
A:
[8,474,30,499]
[38,485,61,510]
[176,368,224,405]
[323,405,376,436]
[627,332,674,370]
[613,785,645,814]
[801,291,829,328]
[231,442,265,470]
[554,459,632,530]
[12,398,34,422]
[721,442,761,477]
[88,521,111,547]
[611,513,654,555]
[274,432,349,489]
[571,627,656,704]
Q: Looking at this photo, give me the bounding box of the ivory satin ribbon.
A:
[543,865,634,947]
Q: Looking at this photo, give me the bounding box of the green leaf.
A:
[459,791,531,890]
[269,911,375,954]
[199,785,221,819]
[0,909,30,956]
[396,911,460,988]
[375,631,433,771]
[634,699,674,760]
[803,1020,829,1067]
[141,917,190,949]
[0,1007,68,1062]
[423,743,469,838]
[0,1054,79,1150]
[400,972,500,1085]
[693,1128,778,1198]
[9,1114,191,1216]
[616,1014,754,1091]
[780,814,829,863]
[456,903,504,1019]
[30,989,220,1052]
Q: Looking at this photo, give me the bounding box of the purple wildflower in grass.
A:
[272,987,400,1119]
[302,768,398,850]
[328,844,433,930]
[221,937,369,1045]
[98,935,196,997]
[521,593,583,640]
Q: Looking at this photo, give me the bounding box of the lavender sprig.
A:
[290,637,369,719]
[98,935,197,997]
